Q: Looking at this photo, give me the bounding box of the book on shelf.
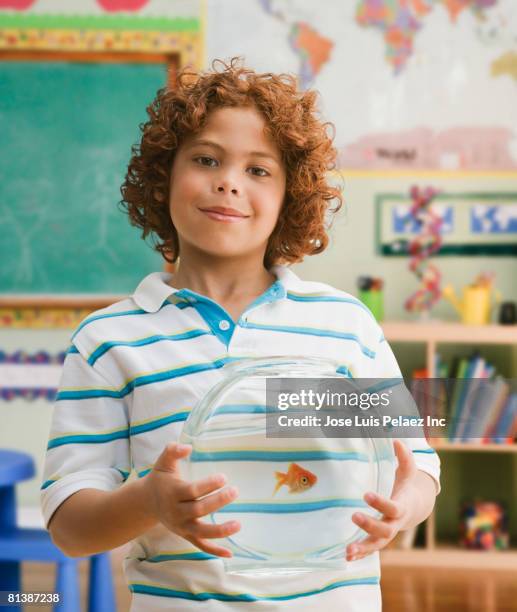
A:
[463,377,509,442]
[490,393,517,444]
[453,356,486,442]
[410,352,517,445]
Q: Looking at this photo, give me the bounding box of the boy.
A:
[42,59,440,611]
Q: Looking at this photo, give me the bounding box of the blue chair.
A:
[0,449,116,611]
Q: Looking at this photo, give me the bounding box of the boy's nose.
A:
[217,185,238,195]
[214,176,241,196]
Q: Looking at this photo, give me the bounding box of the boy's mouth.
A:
[199,206,249,222]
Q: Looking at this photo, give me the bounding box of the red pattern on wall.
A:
[96,0,150,11]
[0,1,37,9]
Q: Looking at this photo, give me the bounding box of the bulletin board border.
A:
[0,297,126,330]
[0,13,203,67]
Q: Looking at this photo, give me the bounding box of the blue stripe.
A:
[336,365,352,377]
[88,328,211,366]
[213,403,277,415]
[56,357,231,400]
[287,292,376,318]
[47,428,129,450]
[48,412,210,448]
[130,411,190,436]
[71,299,184,339]
[219,498,367,513]
[138,468,152,478]
[56,387,124,401]
[41,479,57,490]
[129,576,379,602]
[72,308,150,339]
[116,468,131,481]
[67,345,79,355]
[145,552,217,562]
[190,450,369,462]
[243,322,376,359]
[412,448,437,454]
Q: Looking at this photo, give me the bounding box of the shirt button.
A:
[219,320,230,331]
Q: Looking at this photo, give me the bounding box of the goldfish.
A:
[273,463,317,495]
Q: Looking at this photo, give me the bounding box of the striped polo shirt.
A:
[41,264,440,611]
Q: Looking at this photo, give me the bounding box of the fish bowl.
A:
[179,356,396,575]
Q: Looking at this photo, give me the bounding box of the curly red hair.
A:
[119,58,342,268]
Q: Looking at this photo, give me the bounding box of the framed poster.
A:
[376,192,517,256]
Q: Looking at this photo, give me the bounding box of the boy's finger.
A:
[347,531,390,558]
[189,519,241,540]
[184,486,239,518]
[153,442,192,476]
[352,512,394,540]
[393,440,417,484]
[186,536,232,558]
[346,536,381,561]
[180,473,228,501]
[363,492,404,520]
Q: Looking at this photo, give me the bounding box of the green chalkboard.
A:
[0,61,168,294]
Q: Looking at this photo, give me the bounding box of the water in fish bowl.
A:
[179,357,396,575]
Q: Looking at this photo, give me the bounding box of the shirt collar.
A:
[132,264,302,314]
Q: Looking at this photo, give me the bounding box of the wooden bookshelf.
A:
[381,546,517,570]
[432,440,517,453]
[382,321,517,347]
[379,321,517,569]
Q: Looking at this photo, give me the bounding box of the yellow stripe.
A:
[331,169,517,179]
[131,407,192,428]
[87,326,206,360]
[48,423,128,442]
[123,355,227,388]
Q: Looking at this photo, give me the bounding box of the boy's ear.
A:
[153,189,166,202]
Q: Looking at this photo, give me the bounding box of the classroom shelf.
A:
[382,321,517,346]
[380,546,517,570]
[380,321,517,569]
[431,440,517,453]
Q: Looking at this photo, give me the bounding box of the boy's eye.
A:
[193,157,269,176]
[194,156,218,167]
[248,166,269,177]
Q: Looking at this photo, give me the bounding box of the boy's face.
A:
[168,106,286,266]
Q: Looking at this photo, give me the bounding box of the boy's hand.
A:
[144,442,240,558]
[345,439,418,562]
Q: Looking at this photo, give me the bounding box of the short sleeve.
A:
[370,329,441,495]
[40,347,131,529]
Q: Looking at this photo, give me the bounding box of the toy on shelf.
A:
[404,185,443,318]
[357,276,384,322]
[499,301,516,325]
[442,272,502,325]
[459,500,509,550]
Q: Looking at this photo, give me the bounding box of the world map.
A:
[211,0,517,169]
[259,0,514,82]
[356,0,499,73]
[393,204,453,234]
[258,0,334,87]
[471,204,517,233]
